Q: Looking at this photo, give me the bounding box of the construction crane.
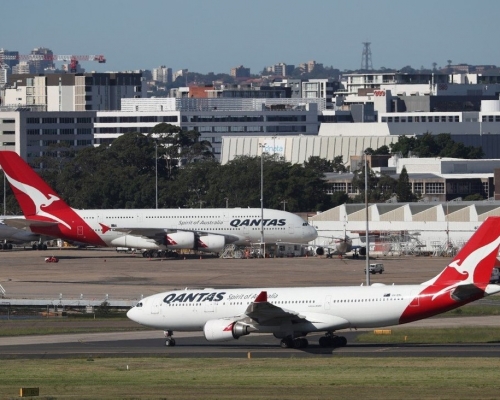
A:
[0,54,106,73]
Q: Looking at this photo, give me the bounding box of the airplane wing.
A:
[112,227,240,244]
[3,218,58,230]
[244,291,303,325]
[239,291,350,330]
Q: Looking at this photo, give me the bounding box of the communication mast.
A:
[360,42,373,71]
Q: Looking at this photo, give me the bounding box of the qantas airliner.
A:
[127,216,500,348]
[0,151,317,256]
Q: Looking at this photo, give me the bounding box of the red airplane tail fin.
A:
[0,151,72,220]
[428,217,500,287]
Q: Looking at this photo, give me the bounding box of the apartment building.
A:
[2,72,146,111]
[0,108,95,163]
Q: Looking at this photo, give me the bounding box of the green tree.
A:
[389,133,484,159]
[396,166,417,202]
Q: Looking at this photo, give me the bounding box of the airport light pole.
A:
[155,140,158,209]
[259,142,266,258]
[364,150,370,286]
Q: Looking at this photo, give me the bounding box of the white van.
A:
[365,263,384,274]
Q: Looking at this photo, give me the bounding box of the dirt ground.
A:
[0,247,451,304]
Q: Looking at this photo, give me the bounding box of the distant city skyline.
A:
[2,0,499,74]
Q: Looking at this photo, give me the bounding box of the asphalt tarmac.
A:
[1,248,500,359]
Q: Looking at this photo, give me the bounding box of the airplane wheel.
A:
[142,251,150,258]
[280,337,294,348]
[8,244,12,250]
[42,244,47,250]
[165,338,176,346]
[32,244,37,250]
[338,336,347,347]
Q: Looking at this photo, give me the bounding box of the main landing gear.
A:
[164,330,176,347]
[143,250,179,259]
[318,331,347,348]
[280,336,309,349]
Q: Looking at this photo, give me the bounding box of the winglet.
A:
[254,291,267,303]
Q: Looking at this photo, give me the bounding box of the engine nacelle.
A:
[165,231,196,249]
[203,319,252,342]
[315,247,325,256]
[196,234,226,252]
[110,235,160,250]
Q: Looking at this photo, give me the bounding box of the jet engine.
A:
[315,247,325,256]
[359,247,366,256]
[165,232,196,249]
[110,235,161,250]
[196,234,226,252]
[203,319,253,342]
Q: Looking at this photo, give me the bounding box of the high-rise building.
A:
[30,47,55,73]
[3,72,146,111]
[0,49,19,70]
[230,65,250,78]
[12,62,31,74]
[152,66,172,83]
[268,63,295,77]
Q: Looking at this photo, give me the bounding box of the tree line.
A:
[0,126,485,215]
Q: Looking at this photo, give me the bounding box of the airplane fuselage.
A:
[127,283,492,333]
[31,207,317,251]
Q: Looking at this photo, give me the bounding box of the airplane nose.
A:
[127,307,138,322]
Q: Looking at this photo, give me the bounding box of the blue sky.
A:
[2,0,498,74]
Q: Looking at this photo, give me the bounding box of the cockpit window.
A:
[136,302,143,307]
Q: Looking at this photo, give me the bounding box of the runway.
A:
[1,317,500,359]
[2,249,500,359]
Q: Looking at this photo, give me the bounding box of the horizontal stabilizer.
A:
[450,284,484,302]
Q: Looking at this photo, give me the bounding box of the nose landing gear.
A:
[164,330,176,346]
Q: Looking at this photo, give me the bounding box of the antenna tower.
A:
[361,42,373,70]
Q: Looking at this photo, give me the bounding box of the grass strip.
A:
[0,357,499,399]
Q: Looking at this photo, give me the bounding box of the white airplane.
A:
[314,233,357,258]
[127,216,500,348]
[0,151,317,256]
[0,220,41,249]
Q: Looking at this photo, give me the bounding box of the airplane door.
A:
[409,290,420,307]
[204,301,215,313]
[324,295,331,310]
[151,298,161,314]
[288,224,295,236]
[77,226,84,236]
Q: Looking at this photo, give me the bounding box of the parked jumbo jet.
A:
[0,151,317,256]
[127,216,500,348]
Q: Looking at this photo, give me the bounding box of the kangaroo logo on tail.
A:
[431,236,500,300]
[4,174,72,230]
